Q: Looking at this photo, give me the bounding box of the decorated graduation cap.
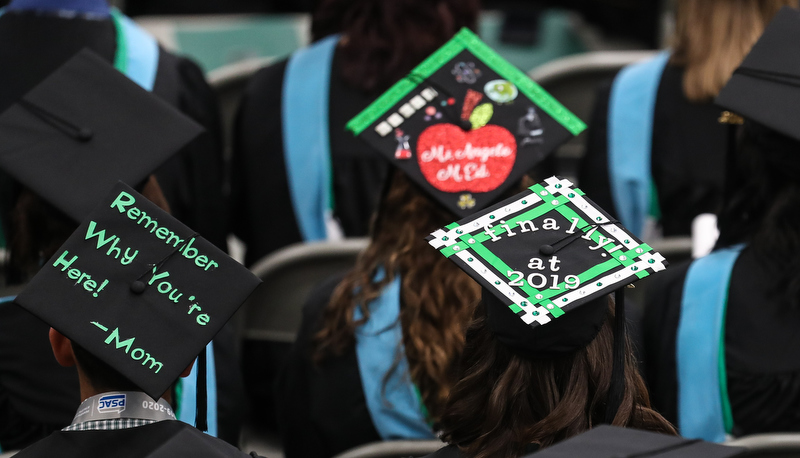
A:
[715,6,800,141]
[14,182,261,427]
[347,28,585,217]
[0,48,203,222]
[522,425,744,458]
[427,176,667,421]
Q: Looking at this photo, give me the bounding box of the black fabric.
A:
[643,247,800,435]
[520,425,743,457]
[485,290,607,358]
[425,443,540,458]
[275,274,381,458]
[231,49,389,267]
[0,10,242,447]
[13,420,263,457]
[578,64,728,237]
[0,10,228,250]
[0,303,80,451]
[715,7,800,144]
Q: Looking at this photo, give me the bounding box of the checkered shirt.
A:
[62,418,157,432]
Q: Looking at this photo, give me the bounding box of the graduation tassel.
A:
[605,288,627,424]
[195,347,208,432]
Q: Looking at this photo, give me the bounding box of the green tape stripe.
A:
[467,241,563,319]
[440,241,469,258]
[456,28,586,136]
[346,28,586,136]
[445,222,459,230]
[346,33,467,135]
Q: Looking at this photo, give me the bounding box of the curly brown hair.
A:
[439,298,676,458]
[312,170,484,421]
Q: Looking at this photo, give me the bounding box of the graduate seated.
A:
[643,6,800,442]
[10,182,262,457]
[275,28,587,458]
[0,0,228,250]
[0,51,238,450]
[578,0,796,239]
[424,177,675,458]
[230,0,479,266]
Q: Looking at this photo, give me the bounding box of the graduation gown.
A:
[0,10,228,250]
[643,246,800,435]
[0,302,245,449]
[13,420,263,457]
[578,64,728,237]
[231,48,389,266]
[275,275,381,458]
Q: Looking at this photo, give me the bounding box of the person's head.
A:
[48,328,192,401]
[311,0,480,92]
[438,298,675,458]
[716,121,800,305]
[671,0,796,102]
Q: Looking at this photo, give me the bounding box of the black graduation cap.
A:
[715,6,800,142]
[427,176,667,420]
[347,28,585,217]
[0,48,204,222]
[14,182,261,403]
[522,425,745,457]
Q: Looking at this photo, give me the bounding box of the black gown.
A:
[0,301,245,449]
[578,64,728,237]
[231,47,389,267]
[275,275,381,458]
[0,10,228,250]
[13,420,263,457]
[643,246,800,435]
[0,12,241,446]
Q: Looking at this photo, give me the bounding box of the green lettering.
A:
[53,251,77,271]
[196,314,210,326]
[142,354,163,373]
[127,207,141,220]
[104,328,134,354]
[194,255,208,268]
[155,227,170,240]
[85,221,116,249]
[166,232,184,248]
[204,260,219,272]
[109,191,135,213]
[67,268,81,280]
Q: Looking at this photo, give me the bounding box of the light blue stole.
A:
[677,244,745,442]
[281,35,339,241]
[608,51,670,237]
[353,272,435,439]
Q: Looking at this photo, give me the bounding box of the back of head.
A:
[439,300,675,458]
[671,0,796,101]
[311,0,480,92]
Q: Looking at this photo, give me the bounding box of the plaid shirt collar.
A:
[63,418,157,432]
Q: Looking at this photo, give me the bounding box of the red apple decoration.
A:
[416,123,517,193]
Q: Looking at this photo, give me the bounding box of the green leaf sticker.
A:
[470,102,494,130]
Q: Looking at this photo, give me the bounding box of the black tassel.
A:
[196,348,208,432]
[605,288,627,424]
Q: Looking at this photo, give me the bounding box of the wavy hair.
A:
[312,170,484,421]
[439,299,676,458]
[311,0,480,92]
[671,0,796,101]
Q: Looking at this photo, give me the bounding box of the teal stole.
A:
[353,272,435,439]
[281,35,339,241]
[677,244,744,442]
[608,51,670,237]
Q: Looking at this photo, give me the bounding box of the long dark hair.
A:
[311,0,480,92]
[717,121,800,306]
[313,171,482,422]
[439,299,676,458]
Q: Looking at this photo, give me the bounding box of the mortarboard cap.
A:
[347,28,585,217]
[427,176,667,353]
[715,7,800,142]
[523,425,744,457]
[0,48,203,222]
[427,177,667,422]
[14,182,261,400]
